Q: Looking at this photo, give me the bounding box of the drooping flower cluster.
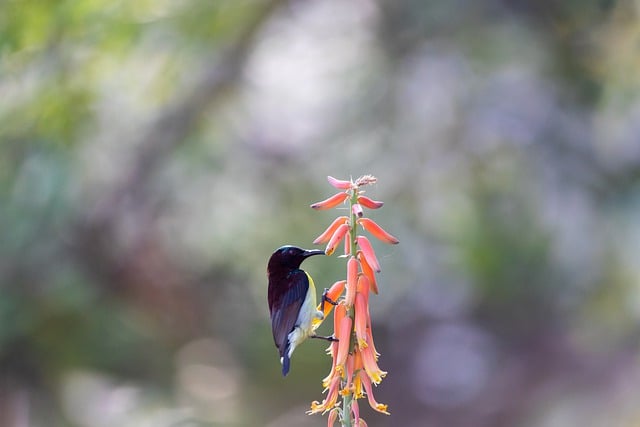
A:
[308,175,397,427]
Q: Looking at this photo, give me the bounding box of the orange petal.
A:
[322,339,340,388]
[358,218,399,244]
[313,216,349,245]
[327,176,353,190]
[358,251,379,294]
[352,203,364,218]
[356,236,380,272]
[325,223,349,256]
[357,195,384,209]
[311,192,349,210]
[345,257,358,307]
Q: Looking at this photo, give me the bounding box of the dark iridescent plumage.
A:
[267,246,324,375]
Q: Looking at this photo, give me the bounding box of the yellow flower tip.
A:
[311,192,349,210]
[375,404,390,415]
[308,401,325,415]
[339,388,351,397]
[358,218,399,245]
[327,176,353,190]
[358,338,368,349]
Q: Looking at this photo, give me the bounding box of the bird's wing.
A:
[270,270,309,357]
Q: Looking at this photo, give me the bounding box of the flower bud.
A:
[357,196,384,209]
[327,176,353,189]
[310,192,349,210]
[358,218,399,244]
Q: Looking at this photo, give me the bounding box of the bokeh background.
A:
[2,0,640,426]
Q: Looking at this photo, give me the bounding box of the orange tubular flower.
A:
[327,176,353,190]
[322,303,346,387]
[335,313,352,375]
[311,192,349,210]
[360,343,386,384]
[327,408,339,427]
[356,236,381,272]
[345,257,358,307]
[314,216,349,244]
[358,218,399,244]
[309,375,341,414]
[325,223,349,256]
[351,397,361,426]
[357,195,384,209]
[358,251,379,295]
[314,280,346,325]
[366,327,380,360]
[322,339,339,388]
[344,231,351,256]
[355,292,368,349]
[352,350,364,398]
[343,353,355,396]
[359,370,389,415]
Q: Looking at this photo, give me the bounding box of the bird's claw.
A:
[320,288,339,313]
[311,334,338,342]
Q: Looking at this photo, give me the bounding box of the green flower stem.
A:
[340,187,360,427]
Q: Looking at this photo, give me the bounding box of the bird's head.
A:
[268,245,325,272]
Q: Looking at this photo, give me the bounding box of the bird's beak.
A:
[303,249,325,258]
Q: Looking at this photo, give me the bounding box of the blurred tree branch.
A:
[92,0,289,225]
[71,0,290,337]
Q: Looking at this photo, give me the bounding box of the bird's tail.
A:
[281,344,291,376]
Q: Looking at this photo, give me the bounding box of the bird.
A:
[267,245,335,376]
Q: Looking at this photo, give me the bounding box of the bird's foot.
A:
[311,334,338,342]
[320,288,339,313]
